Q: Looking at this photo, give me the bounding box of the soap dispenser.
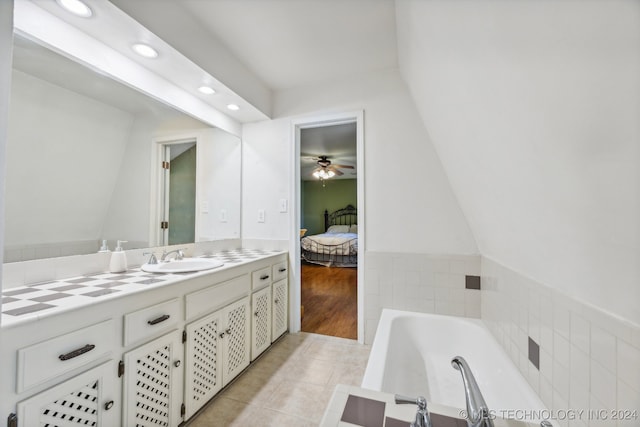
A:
[98,240,110,253]
[109,240,128,273]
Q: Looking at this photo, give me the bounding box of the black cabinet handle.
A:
[104,400,114,411]
[278,268,287,272]
[260,275,270,280]
[147,314,170,325]
[59,344,95,361]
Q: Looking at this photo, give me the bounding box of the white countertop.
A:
[1,248,285,328]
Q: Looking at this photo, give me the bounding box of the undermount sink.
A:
[141,257,224,273]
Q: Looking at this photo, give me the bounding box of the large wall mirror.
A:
[4,34,241,262]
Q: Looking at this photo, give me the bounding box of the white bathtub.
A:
[362,309,548,416]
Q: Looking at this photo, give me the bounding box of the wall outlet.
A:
[257,209,265,223]
[279,198,288,213]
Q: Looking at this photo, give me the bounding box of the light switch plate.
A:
[258,209,265,223]
[279,198,288,213]
[219,209,227,222]
[201,201,209,214]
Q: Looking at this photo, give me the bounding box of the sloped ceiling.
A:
[396,0,640,324]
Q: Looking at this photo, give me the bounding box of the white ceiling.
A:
[32,0,398,121]
[179,0,398,91]
[300,123,357,181]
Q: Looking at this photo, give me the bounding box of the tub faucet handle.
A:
[394,395,432,427]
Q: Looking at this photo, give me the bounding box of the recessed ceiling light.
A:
[132,43,158,59]
[198,86,216,95]
[227,104,240,111]
[56,0,93,18]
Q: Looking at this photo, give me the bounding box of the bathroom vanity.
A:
[0,249,288,427]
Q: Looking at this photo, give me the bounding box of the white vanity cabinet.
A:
[183,296,250,419]
[122,330,184,427]
[2,252,288,427]
[251,285,272,360]
[271,261,289,342]
[15,361,118,427]
[272,278,289,342]
[218,297,251,385]
[183,309,223,419]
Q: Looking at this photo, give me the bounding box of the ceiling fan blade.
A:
[332,164,354,169]
[332,169,344,176]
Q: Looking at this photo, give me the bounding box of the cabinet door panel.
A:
[184,311,222,419]
[222,297,250,386]
[123,330,183,427]
[251,286,271,360]
[272,279,288,342]
[17,361,117,427]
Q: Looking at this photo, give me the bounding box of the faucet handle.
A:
[143,252,158,265]
[395,395,431,427]
[395,395,427,410]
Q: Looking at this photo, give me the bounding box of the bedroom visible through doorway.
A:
[299,123,359,339]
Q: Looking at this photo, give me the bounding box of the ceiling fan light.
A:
[312,167,335,180]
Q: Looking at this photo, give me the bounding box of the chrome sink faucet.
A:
[395,395,432,427]
[161,249,185,262]
[451,356,494,427]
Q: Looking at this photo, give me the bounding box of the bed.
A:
[301,205,358,267]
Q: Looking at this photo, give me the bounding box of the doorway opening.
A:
[292,111,364,342]
[165,142,196,245]
[155,139,197,246]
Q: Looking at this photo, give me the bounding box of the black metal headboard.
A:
[324,204,357,231]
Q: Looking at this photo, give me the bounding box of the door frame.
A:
[290,110,365,343]
[150,133,203,247]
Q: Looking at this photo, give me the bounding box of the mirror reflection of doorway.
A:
[162,141,196,246]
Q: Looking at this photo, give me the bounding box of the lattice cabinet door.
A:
[122,330,184,427]
[272,279,288,342]
[16,360,118,427]
[251,286,272,361]
[184,311,222,420]
[221,297,250,387]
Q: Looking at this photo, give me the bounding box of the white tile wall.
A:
[363,252,481,344]
[482,257,640,427]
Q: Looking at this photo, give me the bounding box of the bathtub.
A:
[362,309,548,416]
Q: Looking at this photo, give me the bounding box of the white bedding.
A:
[300,232,358,255]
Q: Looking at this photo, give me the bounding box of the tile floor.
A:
[186,332,371,426]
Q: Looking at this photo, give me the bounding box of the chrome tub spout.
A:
[451,356,494,427]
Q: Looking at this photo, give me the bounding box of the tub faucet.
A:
[451,356,494,427]
[161,249,185,262]
[395,394,432,427]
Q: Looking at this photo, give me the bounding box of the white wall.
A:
[6,70,133,249]
[243,68,478,255]
[101,114,158,247]
[396,0,640,325]
[198,128,242,241]
[243,69,479,340]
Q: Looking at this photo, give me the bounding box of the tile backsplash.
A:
[364,252,482,344]
[482,256,640,427]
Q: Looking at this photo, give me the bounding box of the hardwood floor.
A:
[301,262,357,339]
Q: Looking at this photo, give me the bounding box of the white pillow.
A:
[327,225,349,233]
[349,224,358,234]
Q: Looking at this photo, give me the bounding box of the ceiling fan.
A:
[310,155,354,179]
